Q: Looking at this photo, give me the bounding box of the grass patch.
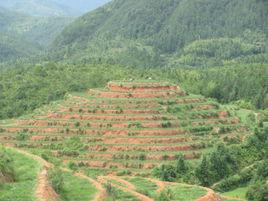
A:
[165,184,207,201]
[0,149,41,201]
[104,183,139,201]
[222,187,248,200]
[58,172,97,201]
[124,177,158,198]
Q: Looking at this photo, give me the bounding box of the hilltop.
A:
[52,0,268,67]
[0,80,246,201]
[0,81,248,173]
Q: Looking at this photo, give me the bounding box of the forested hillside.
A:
[0,7,72,62]
[0,63,267,119]
[52,0,268,67]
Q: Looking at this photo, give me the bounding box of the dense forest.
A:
[52,0,268,67]
[0,63,267,119]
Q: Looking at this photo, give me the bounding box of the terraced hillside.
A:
[0,81,249,175]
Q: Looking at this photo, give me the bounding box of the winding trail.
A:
[148,178,222,201]
[220,195,246,201]
[147,178,168,193]
[7,147,105,201]
[98,176,153,201]
[75,172,107,201]
[106,175,136,190]
[5,147,244,201]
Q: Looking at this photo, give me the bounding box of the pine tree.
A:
[195,156,211,186]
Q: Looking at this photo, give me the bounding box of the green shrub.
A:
[0,148,15,186]
[246,182,268,201]
[116,170,131,176]
[68,162,78,171]
[15,131,29,141]
[162,121,172,128]
[74,122,80,127]
[48,168,64,193]
[139,154,146,161]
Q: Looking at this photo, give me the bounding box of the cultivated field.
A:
[0,81,248,201]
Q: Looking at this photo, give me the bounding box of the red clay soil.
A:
[218,111,229,119]
[85,109,160,115]
[220,195,246,201]
[108,82,180,92]
[79,152,198,161]
[103,137,190,144]
[43,114,174,121]
[18,127,185,136]
[196,189,221,201]
[88,144,193,152]
[31,136,46,141]
[102,129,185,137]
[194,104,216,110]
[65,103,160,110]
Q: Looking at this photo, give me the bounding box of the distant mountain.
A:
[0,0,111,16]
[52,0,268,67]
[0,7,71,62]
[0,0,72,16]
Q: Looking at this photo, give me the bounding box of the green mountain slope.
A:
[0,7,72,62]
[52,0,268,67]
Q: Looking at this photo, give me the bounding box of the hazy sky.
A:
[56,0,112,13]
[0,0,112,16]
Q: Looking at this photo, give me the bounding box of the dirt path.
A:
[75,172,107,201]
[98,176,153,201]
[196,188,221,201]
[147,178,167,193]
[8,147,58,201]
[148,178,222,201]
[7,147,105,201]
[220,195,246,201]
[106,175,136,190]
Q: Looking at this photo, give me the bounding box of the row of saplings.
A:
[152,126,268,201]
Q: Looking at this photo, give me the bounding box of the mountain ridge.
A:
[51,0,268,67]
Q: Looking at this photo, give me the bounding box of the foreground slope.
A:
[52,0,268,66]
